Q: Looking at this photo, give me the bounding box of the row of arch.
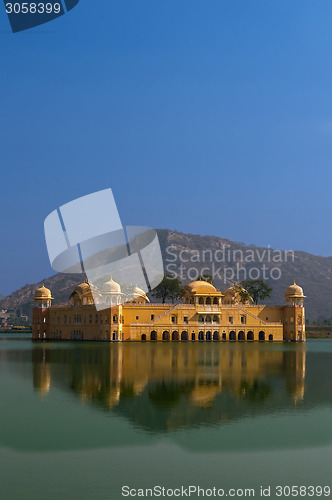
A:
[141,330,273,342]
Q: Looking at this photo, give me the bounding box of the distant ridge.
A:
[1,229,331,320]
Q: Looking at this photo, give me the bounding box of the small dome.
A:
[187,280,217,293]
[69,281,100,302]
[102,277,121,294]
[75,282,91,294]
[286,281,305,298]
[34,284,53,300]
[134,285,146,297]
[133,286,150,302]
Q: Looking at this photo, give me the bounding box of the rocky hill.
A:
[1,229,331,320]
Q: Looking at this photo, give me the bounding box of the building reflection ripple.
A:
[29,342,307,432]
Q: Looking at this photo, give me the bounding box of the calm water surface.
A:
[1,337,332,499]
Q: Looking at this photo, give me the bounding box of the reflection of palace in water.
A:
[31,343,307,430]
[32,279,306,343]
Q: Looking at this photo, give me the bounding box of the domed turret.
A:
[69,281,99,306]
[133,285,149,303]
[34,284,53,307]
[102,277,121,294]
[181,279,223,305]
[285,281,305,305]
[101,277,123,306]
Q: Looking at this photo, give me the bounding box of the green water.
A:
[0,337,332,499]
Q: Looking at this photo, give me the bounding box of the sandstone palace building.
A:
[32,279,306,342]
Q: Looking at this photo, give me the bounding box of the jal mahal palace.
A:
[32,279,306,342]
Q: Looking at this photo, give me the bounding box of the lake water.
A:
[1,337,332,499]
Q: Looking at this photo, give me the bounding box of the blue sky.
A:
[1,0,332,295]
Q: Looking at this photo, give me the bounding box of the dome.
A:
[102,277,121,294]
[74,282,91,294]
[133,286,150,302]
[34,284,53,300]
[69,281,100,301]
[187,280,217,293]
[286,281,305,298]
[134,285,146,297]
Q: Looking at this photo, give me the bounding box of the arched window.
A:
[206,297,211,305]
[229,330,236,341]
[238,331,245,341]
[206,331,212,341]
[172,331,179,341]
[181,331,188,341]
[269,334,273,341]
[162,331,170,341]
[198,331,204,341]
[247,331,254,341]
[150,330,157,341]
[213,315,219,324]
[213,331,220,341]
[141,334,146,341]
[259,331,265,341]
[199,297,204,305]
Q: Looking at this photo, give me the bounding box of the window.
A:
[265,317,269,321]
[171,316,177,324]
[241,316,246,324]
[229,316,233,324]
[151,314,155,320]
[136,316,139,320]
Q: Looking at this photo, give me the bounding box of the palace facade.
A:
[32,279,306,342]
